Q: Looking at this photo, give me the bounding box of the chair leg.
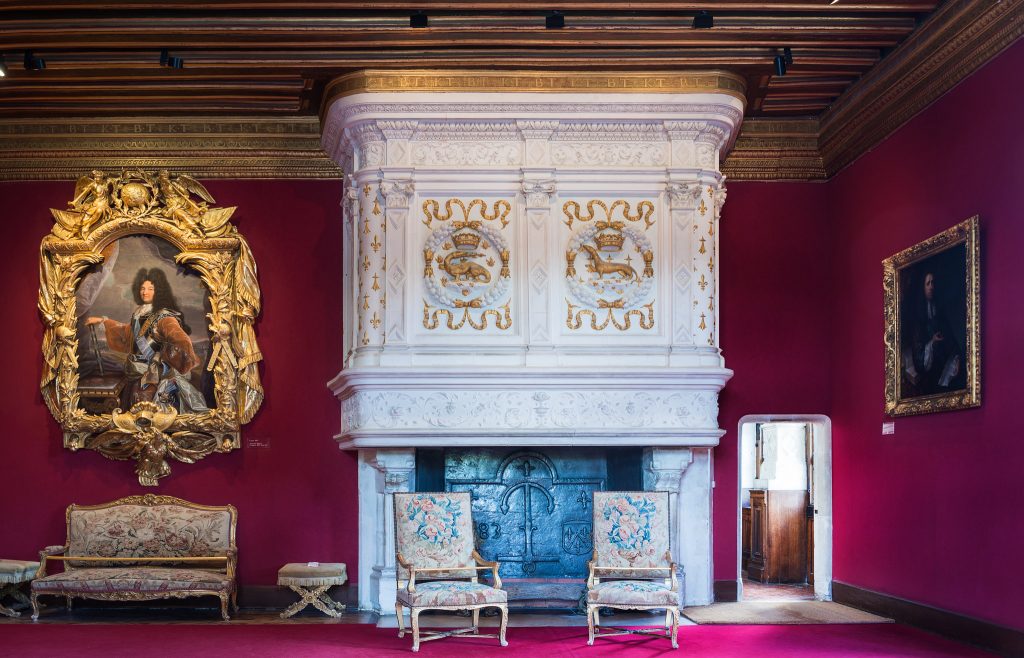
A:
[231,589,239,613]
[593,607,600,630]
[498,605,509,647]
[586,605,595,646]
[472,608,480,632]
[670,608,680,650]
[66,596,73,611]
[30,593,40,621]
[395,602,406,638]
[219,593,231,621]
[411,608,422,652]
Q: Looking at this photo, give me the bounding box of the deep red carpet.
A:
[0,623,992,657]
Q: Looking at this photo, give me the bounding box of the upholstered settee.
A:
[30,494,238,621]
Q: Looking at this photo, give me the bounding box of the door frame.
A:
[736,414,832,601]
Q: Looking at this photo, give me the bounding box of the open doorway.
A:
[737,415,832,601]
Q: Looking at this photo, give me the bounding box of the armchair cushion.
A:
[397,581,508,608]
[587,580,678,607]
[32,567,233,594]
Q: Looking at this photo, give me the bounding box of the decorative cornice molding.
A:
[819,1,1024,176]
[0,117,342,181]
[726,4,1024,181]
[722,118,826,181]
[323,69,747,110]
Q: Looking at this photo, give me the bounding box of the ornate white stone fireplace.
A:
[321,70,743,613]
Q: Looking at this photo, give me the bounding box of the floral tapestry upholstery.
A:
[592,491,671,577]
[67,504,233,567]
[587,580,678,606]
[396,580,508,608]
[32,567,232,594]
[393,492,475,581]
[0,560,40,585]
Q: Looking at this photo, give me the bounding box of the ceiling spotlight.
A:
[693,10,713,29]
[0,57,7,78]
[546,11,565,29]
[410,11,428,28]
[160,49,183,69]
[23,51,45,71]
[783,47,794,66]
[774,54,787,76]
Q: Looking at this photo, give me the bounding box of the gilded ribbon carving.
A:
[38,170,263,486]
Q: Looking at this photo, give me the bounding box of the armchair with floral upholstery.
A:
[586,491,681,649]
[393,492,508,652]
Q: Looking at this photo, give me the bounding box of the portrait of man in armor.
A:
[75,236,214,414]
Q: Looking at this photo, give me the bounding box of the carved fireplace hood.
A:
[321,70,743,610]
[322,70,743,451]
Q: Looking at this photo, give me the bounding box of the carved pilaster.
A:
[379,177,415,363]
[522,177,557,362]
[518,120,559,167]
[378,120,419,169]
[666,182,701,356]
[360,448,416,613]
[642,447,711,606]
[342,180,360,367]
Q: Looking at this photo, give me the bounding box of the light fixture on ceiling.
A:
[160,48,184,69]
[23,51,45,71]
[693,10,713,29]
[546,10,565,29]
[0,56,7,78]
[774,54,787,76]
[410,11,428,28]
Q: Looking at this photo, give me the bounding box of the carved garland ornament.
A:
[39,170,263,486]
[422,198,513,331]
[563,200,656,331]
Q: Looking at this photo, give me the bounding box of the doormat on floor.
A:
[683,601,892,625]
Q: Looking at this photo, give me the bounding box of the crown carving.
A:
[594,231,625,252]
[452,230,482,250]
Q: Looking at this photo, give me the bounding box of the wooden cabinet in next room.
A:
[745,488,808,583]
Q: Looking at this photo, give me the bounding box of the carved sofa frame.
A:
[30,494,238,621]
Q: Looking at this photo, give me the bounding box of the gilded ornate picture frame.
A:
[883,216,980,416]
[38,170,263,485]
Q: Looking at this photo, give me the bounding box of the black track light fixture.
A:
[784,47,794,66]
[23,51,45,71]
[410,11,428,28]
[160,49,183,69]
[546,10,565,29]
[774,54,787,76]
[693,10,713,29]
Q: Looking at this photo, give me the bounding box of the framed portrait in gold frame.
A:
[883,216,980,417]
[38,170,263,485]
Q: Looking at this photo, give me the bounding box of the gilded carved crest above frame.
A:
[39,170,263,486]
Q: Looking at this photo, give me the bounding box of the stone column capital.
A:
[521,178,557,209]
[378,178,415,210]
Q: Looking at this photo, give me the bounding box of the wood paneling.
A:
[746,489,808,584]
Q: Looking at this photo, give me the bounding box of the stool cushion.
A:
[587,580,679,606]
[0,560,40,585]
[277,563,347,587]
[32,567,233,594]
[397,580,507,608]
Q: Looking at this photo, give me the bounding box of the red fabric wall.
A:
[0,179,355,587]
[715,181,832,582]
[825,40,1024,630]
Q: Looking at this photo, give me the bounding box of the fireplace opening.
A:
[414,447,642,608]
